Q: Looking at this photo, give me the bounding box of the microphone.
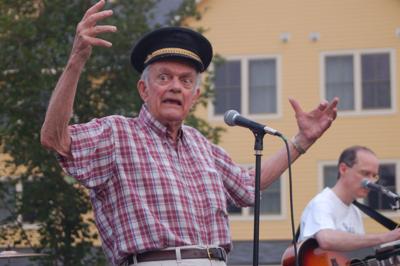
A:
[224,110,282,136]
[361,179,400,201]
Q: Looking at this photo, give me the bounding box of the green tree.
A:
[0,0,223,265]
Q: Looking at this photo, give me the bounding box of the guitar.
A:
[281,237,400,266]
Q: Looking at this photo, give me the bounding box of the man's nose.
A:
[169,77,183,92]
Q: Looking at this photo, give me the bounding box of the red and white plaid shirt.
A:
[58,106,255,265]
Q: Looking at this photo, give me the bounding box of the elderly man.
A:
[41,1,338,265]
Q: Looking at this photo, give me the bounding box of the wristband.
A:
[291,136,306,154]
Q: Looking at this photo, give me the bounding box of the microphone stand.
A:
[252,129,266,266]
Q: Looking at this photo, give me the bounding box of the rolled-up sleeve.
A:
[58,117,115,188]
[211,143,255,207]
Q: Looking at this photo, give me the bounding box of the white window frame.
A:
[0,176,39,230]
[320,48,397,116]
[209,55,282,121]
[228,164,286,221]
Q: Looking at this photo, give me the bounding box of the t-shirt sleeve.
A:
[300,199,337,240]
[57,117,115,189]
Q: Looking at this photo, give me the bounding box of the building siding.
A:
[188,0,400,243]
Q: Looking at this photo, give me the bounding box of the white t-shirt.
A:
[298,187,364,242]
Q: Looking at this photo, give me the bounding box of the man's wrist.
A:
[290,135,307,155]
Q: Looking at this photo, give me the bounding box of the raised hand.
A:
[70,0,117,63]
[41,1,117,157]
[289,97,339,147]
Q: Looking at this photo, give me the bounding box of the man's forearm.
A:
[40,57,85,157]
[259,137,304,190]
[316,229,387,251]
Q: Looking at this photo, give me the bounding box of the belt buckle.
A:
[206,247,213,260]
[206,247,226,261]
[219,248,227,262]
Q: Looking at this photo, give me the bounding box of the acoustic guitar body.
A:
[281,238,351,266]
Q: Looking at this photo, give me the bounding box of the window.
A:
[0,177,39,226]
[361,54,391,109]
[366,163,397,210]
[249,59,277,114]
[213,57,279,117]
[20,180,41,224]
[321,162,399,211]
[322,165,338,189]
[214,60,241,114]
[251,178,281,214]
[227,177,282,218]
[323,50,394,113]
[0,179,17,223]
[325,55,354,110]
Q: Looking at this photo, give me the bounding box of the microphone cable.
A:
[279,135,299,266]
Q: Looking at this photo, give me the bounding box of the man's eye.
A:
[159,74,169,81]
[360,170,369,176]
[182,78,193,84]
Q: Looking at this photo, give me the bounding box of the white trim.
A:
[242,59,249,117]
[320,48,396,116]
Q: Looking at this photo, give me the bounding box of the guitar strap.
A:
[353,200,399,230]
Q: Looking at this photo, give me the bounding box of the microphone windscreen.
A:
[361,178,370,188]
[224,110,239,126]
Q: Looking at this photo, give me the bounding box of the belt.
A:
[127,247,227,263]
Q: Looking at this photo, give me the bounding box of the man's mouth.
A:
[162,99,182,106]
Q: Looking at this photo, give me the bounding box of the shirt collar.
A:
[138,104,184,141]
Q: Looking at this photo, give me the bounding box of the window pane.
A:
[249,59,277,114]
[0,181,16,223]
[250,178,281,215]
[214,61,241,115]
[21,180,41,223]
[323,165,338,188]
[325,56,354,110]
[361,53,391,109]
[367,164,396,210]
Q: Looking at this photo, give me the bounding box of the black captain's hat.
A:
[130,27,213,73]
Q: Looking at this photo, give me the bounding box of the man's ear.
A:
[137,79,148,102]
[194,87,201,100]
[190,88,201,108]
[338,162,348,176]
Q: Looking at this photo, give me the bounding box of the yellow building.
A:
[186,0,400,263]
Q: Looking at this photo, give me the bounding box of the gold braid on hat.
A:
[144,48,203,65]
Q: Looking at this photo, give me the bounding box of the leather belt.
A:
[127,247,227,263]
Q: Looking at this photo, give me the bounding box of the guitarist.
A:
[298,146,400,252]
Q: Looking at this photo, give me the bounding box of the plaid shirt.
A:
[58,106,255,265]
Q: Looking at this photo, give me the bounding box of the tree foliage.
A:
[0,0,223,265]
